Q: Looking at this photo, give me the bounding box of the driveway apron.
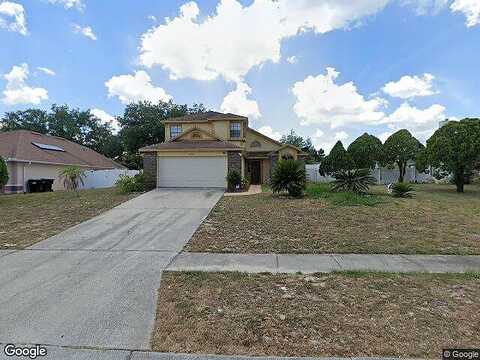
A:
[0,189,223,350]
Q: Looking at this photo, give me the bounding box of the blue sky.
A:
[1,0,479,151]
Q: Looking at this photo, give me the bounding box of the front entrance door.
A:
[248,160,261,184]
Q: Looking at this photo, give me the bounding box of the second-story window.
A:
[170,124,182,138]
[230,122,241,138]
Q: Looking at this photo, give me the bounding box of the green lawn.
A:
[186,183,480,254]
[0,188,137,249]
[152,271,480,358]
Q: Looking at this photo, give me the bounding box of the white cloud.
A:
[147,15,157,22]
[378,131,393,143]
[139,0,389,83]
[312,129,324,139]
[91,108,120,133]
[382,73,437,99]
[286,56,297,64]
[382,103,447,140]
[105,70,173,105]
[0,1,27,35]
[335,131,349,141]
[292,67,387,128]
[2,63,48,105]
[48,0,84,10]
[257,125,282,141]
[451,0,480,27]
[73,24,97,40]
[311,129,351,153]
[220,82,261,119]
[37,67,55,76]
[401,0,449,15]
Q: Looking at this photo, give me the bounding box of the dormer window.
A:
[230,122,241,138]
[170,124,182,138]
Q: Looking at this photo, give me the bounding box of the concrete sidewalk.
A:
[0,344,424,360]
[167,252,480,274]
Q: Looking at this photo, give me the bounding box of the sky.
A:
[1,0,479,152]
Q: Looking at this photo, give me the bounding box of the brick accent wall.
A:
[142,152,157,190]
[227,151,242,174]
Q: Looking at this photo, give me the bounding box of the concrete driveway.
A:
[0,189,223,351]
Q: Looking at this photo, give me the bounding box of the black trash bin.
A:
[27,179,54,193]
[41,179,54,192]
[27,179,39,193]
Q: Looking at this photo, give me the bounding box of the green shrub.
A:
[241,177,250,191]
[227,170,242,191]
[271,159,306,197]
[116,172,146,193]
[331,169,376,194]
[0,156,8,190]
[59,166,86,191]
[391,182,414,198]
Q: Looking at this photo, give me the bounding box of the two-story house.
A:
[139,111,306,189]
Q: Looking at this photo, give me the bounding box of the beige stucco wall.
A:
[165,120,247,146]
[245,130,281,152]
[24,163,73,191]
[5,162,19,186]
[165,123,214,141]
[8,162,93,191]
[261,159,271,184]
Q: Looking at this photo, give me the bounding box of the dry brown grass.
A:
[152,271,480,358]
[186,184,480,255]
[0,188,137,249]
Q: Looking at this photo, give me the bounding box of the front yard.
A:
[186,184,480,255]
[0,188,137,249]
[152,271,480,358]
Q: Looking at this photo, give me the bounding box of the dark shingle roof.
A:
[0,130,124,169]
[140,140,240,152]
[163,111,247,123]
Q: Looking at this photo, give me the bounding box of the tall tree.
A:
[118,101,206,169]
[1,109,49,133]
[280,130,323,163]
[319,141,355,175]
[417,118,480,193]
[0,105,119,160]
[347,133,383,169]
[383,129,423,182]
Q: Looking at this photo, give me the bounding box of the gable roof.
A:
[169,126,223,142]
[163,111,247,123]
[140,140,240,152]
[0,130,124,169]
[247,127,283,146]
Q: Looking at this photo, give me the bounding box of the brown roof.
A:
[0,130,124,169]
[140,140,240,152]
[163,111,247,123]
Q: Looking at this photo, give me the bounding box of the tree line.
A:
[0,101,206,169]
[306,120,480,193]
[1,101,478,193]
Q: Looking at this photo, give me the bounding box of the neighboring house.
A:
[140,112,306,188]
[0,130,124,193]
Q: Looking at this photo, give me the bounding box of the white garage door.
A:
[158,156,227,188]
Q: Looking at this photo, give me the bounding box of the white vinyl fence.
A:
[306,163,434,185]
[79,169,140,190]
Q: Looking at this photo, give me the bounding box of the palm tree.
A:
[59,166,86,192]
